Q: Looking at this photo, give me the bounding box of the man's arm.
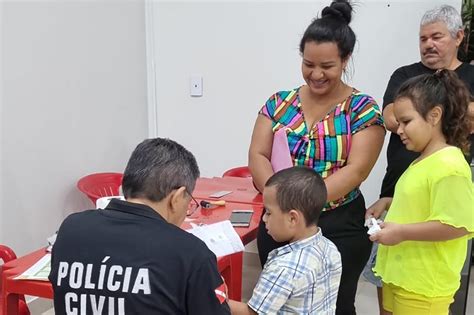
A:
[186,256,231,315]
[383,103,398,133]
[382,67,410,133]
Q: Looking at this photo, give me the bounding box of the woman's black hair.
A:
[395,70,471,154]
[299,0,356,60]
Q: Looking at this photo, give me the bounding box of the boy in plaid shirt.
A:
[229,166,342,314]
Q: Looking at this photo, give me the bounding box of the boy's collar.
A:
[268,228,323,259]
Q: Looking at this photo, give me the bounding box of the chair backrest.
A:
[0,245,17,263]
[77,172,123,204]
[222,166,252,178]
[0,245,30,315]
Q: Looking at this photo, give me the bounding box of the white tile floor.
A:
[31,250,474,315]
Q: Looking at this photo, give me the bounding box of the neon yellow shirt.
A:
[374,146,474,297]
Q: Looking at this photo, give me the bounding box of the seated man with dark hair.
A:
[49,138,230,314]
[229,166,342,314]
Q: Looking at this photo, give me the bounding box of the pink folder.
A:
[271,128,293,172]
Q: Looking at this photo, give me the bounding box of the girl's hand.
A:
[365,197,392,219]
[369,222,405,245]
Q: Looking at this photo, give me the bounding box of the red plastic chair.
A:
[0,245,30,315]
[222,166,252,178]
[77,172,123,205]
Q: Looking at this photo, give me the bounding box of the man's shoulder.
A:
[137,221,215,259]
[58,210,213,259]
[392,61,426,76]
[170,228,214,254]
[148,224,216,262]
[60,209,98,225]
[458,62,474,71]
[456,62,474,82]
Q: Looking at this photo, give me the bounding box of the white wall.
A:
[147,0,461,206]
[0,0,148,255]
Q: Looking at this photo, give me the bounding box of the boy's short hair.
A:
[265,166,327,226]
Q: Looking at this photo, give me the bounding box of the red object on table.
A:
[193,177,262,206]
[1,198,264,315]
[222,166,252,178]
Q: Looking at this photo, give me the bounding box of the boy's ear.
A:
[288,209,301,226]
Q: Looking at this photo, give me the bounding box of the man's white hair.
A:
[421,5,463,38]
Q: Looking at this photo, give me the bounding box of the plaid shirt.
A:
[248,230,342,314]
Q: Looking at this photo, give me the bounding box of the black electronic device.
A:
[229,210,253,227]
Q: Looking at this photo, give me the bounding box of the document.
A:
[15,253,51,281]
[187,220,245,258]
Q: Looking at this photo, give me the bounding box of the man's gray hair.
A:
[122,138,200,202]
[420,5,463,38]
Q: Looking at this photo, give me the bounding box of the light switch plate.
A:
[190,76,203,97]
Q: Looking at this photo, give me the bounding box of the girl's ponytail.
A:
[435,70,471,153]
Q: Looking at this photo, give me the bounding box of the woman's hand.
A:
[369,222,404,245]
[365,197,392,220]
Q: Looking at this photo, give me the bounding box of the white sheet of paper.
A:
[96,196,125,209]
[209,190,232,198]
[15,253,51,281]
[187,220,244,258]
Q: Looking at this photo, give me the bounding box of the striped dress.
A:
[260,86,384,210]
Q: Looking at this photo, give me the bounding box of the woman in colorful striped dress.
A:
[248,1,385,314]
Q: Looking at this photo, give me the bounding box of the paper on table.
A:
[187,220,244,258]
[271,127,293,172]
[15,253,51,281]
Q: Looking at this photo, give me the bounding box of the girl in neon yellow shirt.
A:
[371,69,474,315]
